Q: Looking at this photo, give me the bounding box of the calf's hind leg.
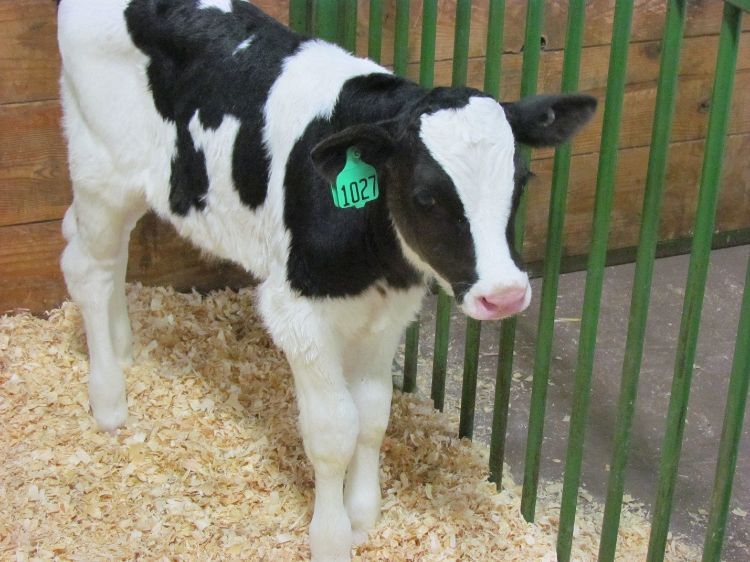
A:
[61,191,145,432]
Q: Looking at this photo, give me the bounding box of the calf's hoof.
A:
[351,528,370,546]
[90,394,128,433]
[346,488,381,545]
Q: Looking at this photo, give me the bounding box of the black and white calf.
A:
[57,1,595,560]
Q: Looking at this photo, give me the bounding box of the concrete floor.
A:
[396,245,750,560]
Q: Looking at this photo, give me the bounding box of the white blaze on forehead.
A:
[419,96,528,290]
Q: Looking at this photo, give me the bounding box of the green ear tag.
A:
[330,147,379,209]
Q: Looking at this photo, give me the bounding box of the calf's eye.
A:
[413,190,436,210]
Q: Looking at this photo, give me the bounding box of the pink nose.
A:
[473,286,528,320]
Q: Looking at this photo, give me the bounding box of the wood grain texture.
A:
[0,0,290,105]
[0,214,251,315]
[404,30,750,104]
[0,100,71,227]
[0,0,60,104]
[4,1,749,104]
[404,40,750,159]
[2,0,749,314]
[4,57,746,230]
[523,132,750,262]
[354,0,750,65]
[4,129,747,315]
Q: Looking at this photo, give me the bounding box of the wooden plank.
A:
[126,213,250,290]
[0,0,290,105]
[5,0,748,105]
[0,0,60,104]
[404,30,750,98]
[2,0,749,314]
[6,1,748,107]
[5,52,747,229]
[404,33,750,156]
[3,131,747,315]
[0,100,71,227]
[355,0,750,66]
[0,214,250,315]
[535,69,750,161]
[0,220,67,314]
[522,132,750,262]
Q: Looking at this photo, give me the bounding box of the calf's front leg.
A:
[286,351,359,562]
[343,334,400,544]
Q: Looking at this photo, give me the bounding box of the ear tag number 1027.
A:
[331,147,379,209]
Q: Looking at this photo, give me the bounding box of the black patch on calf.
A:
[386,143,478,302]
[124,0,302,215]
[283,74,426,298]
[505,150,532,268]
[170,125,209,214]
[233,121,271,208]
[284,78,488,299]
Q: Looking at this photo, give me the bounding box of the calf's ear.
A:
[311,123,396,183]
[502,94,597,148]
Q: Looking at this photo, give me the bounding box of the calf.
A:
[57,1,595,560]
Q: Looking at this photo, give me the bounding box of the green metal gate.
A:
[289,2,750,560]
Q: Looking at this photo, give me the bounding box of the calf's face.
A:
[312,92,596,321]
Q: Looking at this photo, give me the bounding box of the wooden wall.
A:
[1,1,749,314]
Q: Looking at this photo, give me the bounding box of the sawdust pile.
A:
[1,285,697,561]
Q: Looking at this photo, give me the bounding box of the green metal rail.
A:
[702,254,750,561]
[299,2,750,560]
[495,0,543,494]
[484,0,508,487]
[555,2,634,560]
[647,3,744,561]
[599,1,687,559]
[368,0,383,62]
[520,0,586,520]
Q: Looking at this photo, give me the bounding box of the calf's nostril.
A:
[480,287,527,309]
[479,296,499,311]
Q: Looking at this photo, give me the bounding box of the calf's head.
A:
[312,90,596,321]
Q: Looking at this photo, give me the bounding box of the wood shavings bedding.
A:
[1,284,697,561]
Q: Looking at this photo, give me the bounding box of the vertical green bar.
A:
[393,0,410,77]
[597,2,687,560]
[450,0,478,440]
[517,0,544,100]
[483,0,506,98]
[368,0,384,63]
[702,255,750,562]
[482,0,506,468]
[402,321,419,393]
[313,0,338,43]
[419,0,438,88]
[431,0,470,413]
[289,0,309,34]
[489,323,515,486]
[485,0,508,488]
[647,5,743,561]
[452,0,472,87]
[556,2,634,560]
[491,0,544,493]
[431,293,451,411]
[520,0,586,522]
[339,0,358,52]
[459,319,482,439]
[403,0,438,396]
